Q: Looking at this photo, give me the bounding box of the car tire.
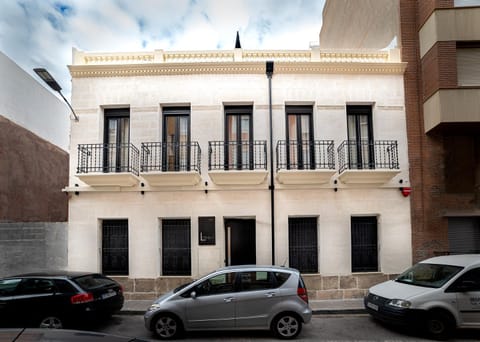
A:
[152,314,183,340]
[425,311,453,340]
[38,315,64,329]
[271,313,302,339]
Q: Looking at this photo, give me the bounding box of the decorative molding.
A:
[376,105,405,111]
[131,106,159,112]
[191,105,222,111]
[316,105,345,111]
[69,61,407,78]
[255,104,284,110]
[84,54,154,65]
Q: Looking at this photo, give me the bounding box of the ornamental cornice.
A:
[69,61,407,78]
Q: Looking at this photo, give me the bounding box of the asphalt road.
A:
[90,314,479,341]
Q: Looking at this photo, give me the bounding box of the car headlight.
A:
[147,303,162,312]
[388,299,411,309]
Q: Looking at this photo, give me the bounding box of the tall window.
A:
[286,106,314,169]
[104,109,130,172]
[288,217,318,273]
[347,105,374,169]
[351,216,378,272]
[162,219,191,276]
[163,107,190,171]
[102,219,129,275]
[225,106,253,170]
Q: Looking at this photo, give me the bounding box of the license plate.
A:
[101,290,116,299]
[367,302,379,311]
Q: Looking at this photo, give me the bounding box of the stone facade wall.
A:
[0,222,68,277]
[113,274,398,301]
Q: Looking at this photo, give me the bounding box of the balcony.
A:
[276,140,336,185]
[76,143,140,186]
[424,88,480,132]
[140,142,201,186]
[337,140,400,184]
[208,141,268,185]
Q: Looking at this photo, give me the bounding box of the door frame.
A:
[224,218,256,266]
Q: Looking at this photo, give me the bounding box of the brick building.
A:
[400,0,480,261]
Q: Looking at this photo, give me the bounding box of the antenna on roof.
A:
[235,31,241,49]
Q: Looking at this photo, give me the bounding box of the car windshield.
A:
[174,282,191,293]
[395,263,463,288]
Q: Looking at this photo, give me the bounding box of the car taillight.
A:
[71,292,94,304]
[297,286,309,303]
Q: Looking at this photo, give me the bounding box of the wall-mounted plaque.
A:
[198,216,215,245]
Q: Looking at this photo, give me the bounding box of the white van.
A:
[364,254,480,340]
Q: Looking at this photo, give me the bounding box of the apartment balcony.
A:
[424,88,480,132]
[276,140,336,185]
[140,142,201,186]
[420,7,480,58]
[337,140,400,184]
[76,143,140,186]
[208,141,268,185]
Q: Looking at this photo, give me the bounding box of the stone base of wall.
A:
[302,273,398,300]
[112,273,398,301]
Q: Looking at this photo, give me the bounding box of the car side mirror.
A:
[190,291,197,299]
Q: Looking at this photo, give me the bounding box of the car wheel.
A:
[39,315,63,329]
[153,314,182,340]
[272,313,302,339]
[425,311,453,340]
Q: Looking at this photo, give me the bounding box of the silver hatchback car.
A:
[144,265,312,339]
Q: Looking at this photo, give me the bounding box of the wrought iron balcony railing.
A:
[337,140,399,173]
[77,143,140,176]
[276,140,335,171]
[208,141,267,171]
[141,142,201,173]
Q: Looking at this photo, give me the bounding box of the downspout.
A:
[266,61,275,265]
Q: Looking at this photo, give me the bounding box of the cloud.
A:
[0,0,325,99]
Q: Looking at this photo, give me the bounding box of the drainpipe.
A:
[266,61,275,265]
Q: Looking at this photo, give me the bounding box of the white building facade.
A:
[66,46,411,300]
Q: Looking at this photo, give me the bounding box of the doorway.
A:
[224,218,256,266]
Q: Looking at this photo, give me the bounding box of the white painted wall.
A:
[68,65,411,278]
[0,51,70,151]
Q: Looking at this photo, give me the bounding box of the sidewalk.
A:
[120,298,366,315]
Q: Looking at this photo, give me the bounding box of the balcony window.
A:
[163,107,190,171]
[347,105,374,170]
[104,109,130,173]
[457,44,480,86]
[286,106,314,170]
[225,106,253,170]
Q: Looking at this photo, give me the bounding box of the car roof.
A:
[4,271,101,279]
[215,265,299,273]
[421,254,480,267]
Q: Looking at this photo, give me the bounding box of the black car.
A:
[0,271,124,329]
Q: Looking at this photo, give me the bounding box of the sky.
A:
[0,0,325,99]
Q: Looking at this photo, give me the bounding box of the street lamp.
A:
[34,68,79,121]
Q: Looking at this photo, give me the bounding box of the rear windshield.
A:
[73,274,116,290]
[395,263,463,288]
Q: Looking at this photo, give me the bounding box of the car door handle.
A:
[266,292,276,298]
[224,297,235,303]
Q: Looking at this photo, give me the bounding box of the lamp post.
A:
[33,68,78,121]
[266,60,275,265]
